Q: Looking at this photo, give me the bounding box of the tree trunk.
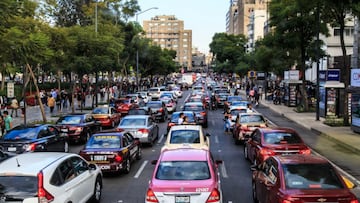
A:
[339,21,349,125]
[300,27,309,112]
[26,64,47,123]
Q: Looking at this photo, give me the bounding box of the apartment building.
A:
[143,15,193,70]
[226,0,239,34]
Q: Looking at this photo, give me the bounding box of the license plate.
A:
[93,155,107,161]
[8,147,16,152]
[61,128,68,132]
[99,165,110,170]
[175,196,190,203]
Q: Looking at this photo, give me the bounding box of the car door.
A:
[46,126,66,152]
[37,126,60,152]
[147,118,155,142]
[86,115,99,133]
[248,130,261,164]
[256,158,278,203]
[124,133,137,160]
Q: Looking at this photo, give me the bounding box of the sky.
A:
[133,0,229,54]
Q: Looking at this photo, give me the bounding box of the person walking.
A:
[47,95,56,113]
[10,97,19,117]
[3,111,12,133]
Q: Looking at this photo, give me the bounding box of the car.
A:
[117,115,159,146]
[230,100,250,108]
[0,152,102,203]
[0,124,69,154]
[0,150,15,163]
[91,105,121,128]
[182,102,208,128]
[251,154,358,203]
[215,93,230,108]
[232,112,268,145]
[137,91,151,103]
[160,91,178,102]
[192,85,205,91]
[146,149,223,203]
[162,125,210,152]
[228,106,247,129]
[114,98,139,115]
[166,111,198,133]
[128,106,153,117]
[162,98,177,113]
[79,132,142,174]
[146,100,169,122]
[171,86,183,98]
[224,96,243,110]
[148,87,166,100]
[186,95,206,108]
[244,127,311,165]
[56,113,102,144]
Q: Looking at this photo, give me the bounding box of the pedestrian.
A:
[0,115,5,136]
[47,95,56,113]
[178,112,185,124]
[10,97,19,117]
[224,109,231,133]
[3,111,12,133]
[56,94,61,112]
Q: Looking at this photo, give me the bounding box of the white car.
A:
[137,91,151,103]
[0,152,102,203]
[161,125,210,152]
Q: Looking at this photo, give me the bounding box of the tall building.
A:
[143,15,193,70]
[226,0,239,34]
[246,9,266,52]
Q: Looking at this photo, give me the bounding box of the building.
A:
[226,0,239,34]
[143,15,193,71]
[246,9,266,52]
[192,47,206,72]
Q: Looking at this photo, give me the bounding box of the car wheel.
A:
[123,158,131,174]
[136,147,142,160]
[244,145,249,160]
[64,141,69,153]
[252,181,259,203]
[90,176,102,203]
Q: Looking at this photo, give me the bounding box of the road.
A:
[67,89,360,203]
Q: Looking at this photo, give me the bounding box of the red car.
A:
[91,106,121,128]
[232,113,268,145]
[114,98,139,115]
[79,132,141,174]
[252,154,358,203]
[244,127,311,165]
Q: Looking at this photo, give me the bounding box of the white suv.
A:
[0,152,102,203]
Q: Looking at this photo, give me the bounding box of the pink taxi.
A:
[146,148,223,203]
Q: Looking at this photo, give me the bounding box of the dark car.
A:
[166,111,198,133]
[0,124,68,154]
[244,127,311,165]
[182,102,208,128]
[128,107,153,116]
[252,154,358,203]
[56,113,102,144]
[79,132,141,174]
[146,101,168,122]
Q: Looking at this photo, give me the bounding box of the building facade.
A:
[143,15,193,70]
[246,9,266,52]
[226,0,239,34]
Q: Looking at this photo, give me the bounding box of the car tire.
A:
[123,158,131,174]
[90,176,102,203]
[244,145,249,160]
[252,181,259,203]
[136,147,142,160]
[64,141,69,153]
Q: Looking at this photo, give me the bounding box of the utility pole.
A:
[315,2,320,121]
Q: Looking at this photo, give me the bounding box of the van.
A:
[148,87,166,100]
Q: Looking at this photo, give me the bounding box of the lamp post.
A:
[135,7,158,92]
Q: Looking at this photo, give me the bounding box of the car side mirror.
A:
[89,163,97,170]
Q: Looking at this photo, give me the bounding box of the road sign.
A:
[7,82,14,98]
[248,71,256,78]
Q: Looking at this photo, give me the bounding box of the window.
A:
[71,157,89,176]
[170,130,200,144]
[58,160,76,183]
[156,161,210,180]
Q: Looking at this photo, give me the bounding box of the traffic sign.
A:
[248,71,256,78]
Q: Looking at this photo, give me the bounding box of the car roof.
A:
[160,149,208,162]
[169,125,202,131]
[0,152,72,175]
[239,112,263,116]
[230,106,247,110]
[258,127,297,134]
[274,154,329,165]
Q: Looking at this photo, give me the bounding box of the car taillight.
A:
[146,188,159,203]
[206,188,221,203]
[351,200,359,203]
[70,127,83,133]
[299,148,311,155]
[114,154,123,162]
[138,129,149,134]
[117,128,125,132]
[24,143,36,152]
[38,172,54,203]
[200,112,206,116]
[241,125,250,131]
[281,200,292,203]
[158,108,163,112]
[260,148,275,156]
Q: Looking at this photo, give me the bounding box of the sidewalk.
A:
[254,93,360,154]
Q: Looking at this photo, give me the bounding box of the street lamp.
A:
[136,7,158,91]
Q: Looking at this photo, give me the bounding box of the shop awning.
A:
[324,81,345,88]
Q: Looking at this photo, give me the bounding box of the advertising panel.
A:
[351,69,360,87]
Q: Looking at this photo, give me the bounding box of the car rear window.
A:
[128,109,147,115]
[183,105,204,111]
[240,115,265,123]
[170,130,200,144]
[263,132,302,144]
[3,127,38,140]
[283,163,344,189]
[146,103,161,108]
[57,116,82,124]
[156,161,210,180]
[0,176,37,198]
[120,118,146,126]
[86,135,121,148]
[92,107,108,114]
[171,113,195,122]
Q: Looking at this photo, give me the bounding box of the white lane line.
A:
[134,160,148,178]
[215,136,219,144]
[220,161,229,178]
[157,134,165,144]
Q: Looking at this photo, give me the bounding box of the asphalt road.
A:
[69,89,360,203]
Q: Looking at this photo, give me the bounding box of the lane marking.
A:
[220,161,229,178]
[134,160,148,178]
[157,134,165,144]
[215,135,219,144]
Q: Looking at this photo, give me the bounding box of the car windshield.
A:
[3,126,38,140]
[171,113,195,122]
[57,116,82,124]
[92,107,108,114]
[264,132,302,144]
[0,176,37,198]
[86,135,121,148]
[170,130,200,144]
[184,105,204,111]
[128,109,147,115]
[232,101,249,107]
[240,115,265,123]
[156,161,210,180]
[120,118,146,126]
[146,103,161,108]
[283,163,344,189]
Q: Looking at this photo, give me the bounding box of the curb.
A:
[314,129,360,154]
